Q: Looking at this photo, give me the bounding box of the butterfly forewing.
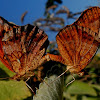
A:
[0,17,19,72]
[56,29,74,65]
[75,7,100,36]
[56,25,83,66]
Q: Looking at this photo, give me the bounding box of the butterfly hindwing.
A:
[56,24,99,74]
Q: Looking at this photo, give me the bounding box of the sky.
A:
[0,0,99,40]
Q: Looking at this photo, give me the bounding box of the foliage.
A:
[33,0,81,32]
[0,54,100,100]
[63,54,100,100]
[0,62,32,100]
[33,75,63,100]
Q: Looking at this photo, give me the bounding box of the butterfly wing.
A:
[0,16,49,76]
[56,25,99,74]
[2,33,24,73]
[74,7,100,39]
[75,25,99,73]
[27,30,49,71]
[0,16,19,72]
[56,25,81,66]
[0,39,13,71]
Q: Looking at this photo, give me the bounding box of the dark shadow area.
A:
[44,61,65,77]
[24,96,33,100]
[0,68,10,79]
[26,61,65,98]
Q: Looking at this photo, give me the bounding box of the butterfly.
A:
[0,16,50,82]
[46,6,100,76]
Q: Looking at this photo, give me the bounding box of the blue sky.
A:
[0,0,99,40]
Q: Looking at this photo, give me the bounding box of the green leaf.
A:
[33,75,64,100]
[0,62,15,78]
[0,80,32,100]
[65,74,78,84]
[66,81,97,96]
[0,61,32,100]
[91,84,100,91]
[82,96,99,100]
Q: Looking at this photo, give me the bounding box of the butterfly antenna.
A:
[66,74,75,87]
[25,74,51,93]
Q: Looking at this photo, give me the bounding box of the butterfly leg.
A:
[50,69,68,84]
[39,53,68,84]
[25,75,37,94]
[25,81,35,95]
[66,75,75,87]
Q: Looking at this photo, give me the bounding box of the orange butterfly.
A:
[47,6,100,76]
[0,16,50,82]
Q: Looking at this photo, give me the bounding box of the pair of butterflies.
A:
[0,7,100,82]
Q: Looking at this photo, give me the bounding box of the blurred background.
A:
[0,0,100,100]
